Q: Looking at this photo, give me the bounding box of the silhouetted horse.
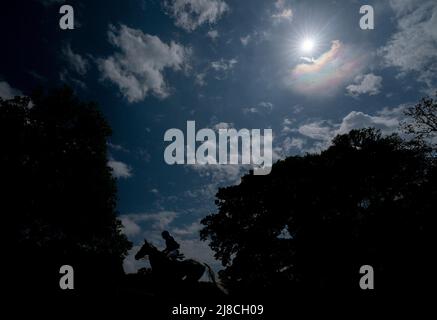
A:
[135,239,224,291]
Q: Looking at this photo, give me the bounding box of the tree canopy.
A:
[201,127,435,294]
[403,92,437,139]
[1,87,131,293]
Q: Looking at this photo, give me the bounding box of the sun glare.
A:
[286,22,327,60]
[301,38,315,53]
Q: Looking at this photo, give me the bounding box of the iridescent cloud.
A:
[290,40,368,96]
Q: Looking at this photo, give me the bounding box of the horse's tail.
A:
[203,263,228,295]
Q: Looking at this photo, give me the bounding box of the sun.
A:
[286,22,326,59]
[301,38,315,53]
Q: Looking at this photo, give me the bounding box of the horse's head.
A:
[135,239,155,260]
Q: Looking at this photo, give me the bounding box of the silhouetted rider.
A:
[162,230,182,260]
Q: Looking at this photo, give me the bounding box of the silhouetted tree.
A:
[403,92,437,141]
[1,87,131,295]
[201,128,435,295]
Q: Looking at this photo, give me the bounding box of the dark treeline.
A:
[201,93,437,297]
[2,88,436,308]
[1,88,131,298]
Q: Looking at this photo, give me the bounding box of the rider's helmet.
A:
[162,230,170,238]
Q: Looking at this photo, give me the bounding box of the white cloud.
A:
[211,58,237,71]
[259,101,274,111]
[172,221,202,236]
[281,117,295,133]
[0,81,22,99]
[300,57,315,63]
[207,29,219,40]
[346,73,383,97]
[379,1,437,91]
[239,31,270,47]
[120,216,141,236]
[272,9,293,20]
[197,57,238,85]
[280,137,305,153]
[283,118,293,126]
[123,211,179,231]
[298,121,333,140]
[272,0,293,22]
[62,44,89,75]
[98,24,190,102]
[210,58,237,80]
[107,158,132,178]
[184,183,218,200]
[108,142,129,152]
[213,121,234,130]
[293,105,408,153]
[292,104,303,114]
[336,109,399,135]
[243,101,273,114]
[243,107,257,114]
[275,105,408,156]
[240,34,251,46]
[164,0,229,32]
[195,72,207,86]
[190,163,246,185]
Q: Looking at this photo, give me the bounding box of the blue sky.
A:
[1,0,436,272]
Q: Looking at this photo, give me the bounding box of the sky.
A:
[1,0,436,273]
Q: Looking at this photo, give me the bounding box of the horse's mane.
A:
[144,240,159,253]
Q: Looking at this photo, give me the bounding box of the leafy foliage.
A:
[1,87,131,293]
[201,128,435,293]
[403,92,437,139]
